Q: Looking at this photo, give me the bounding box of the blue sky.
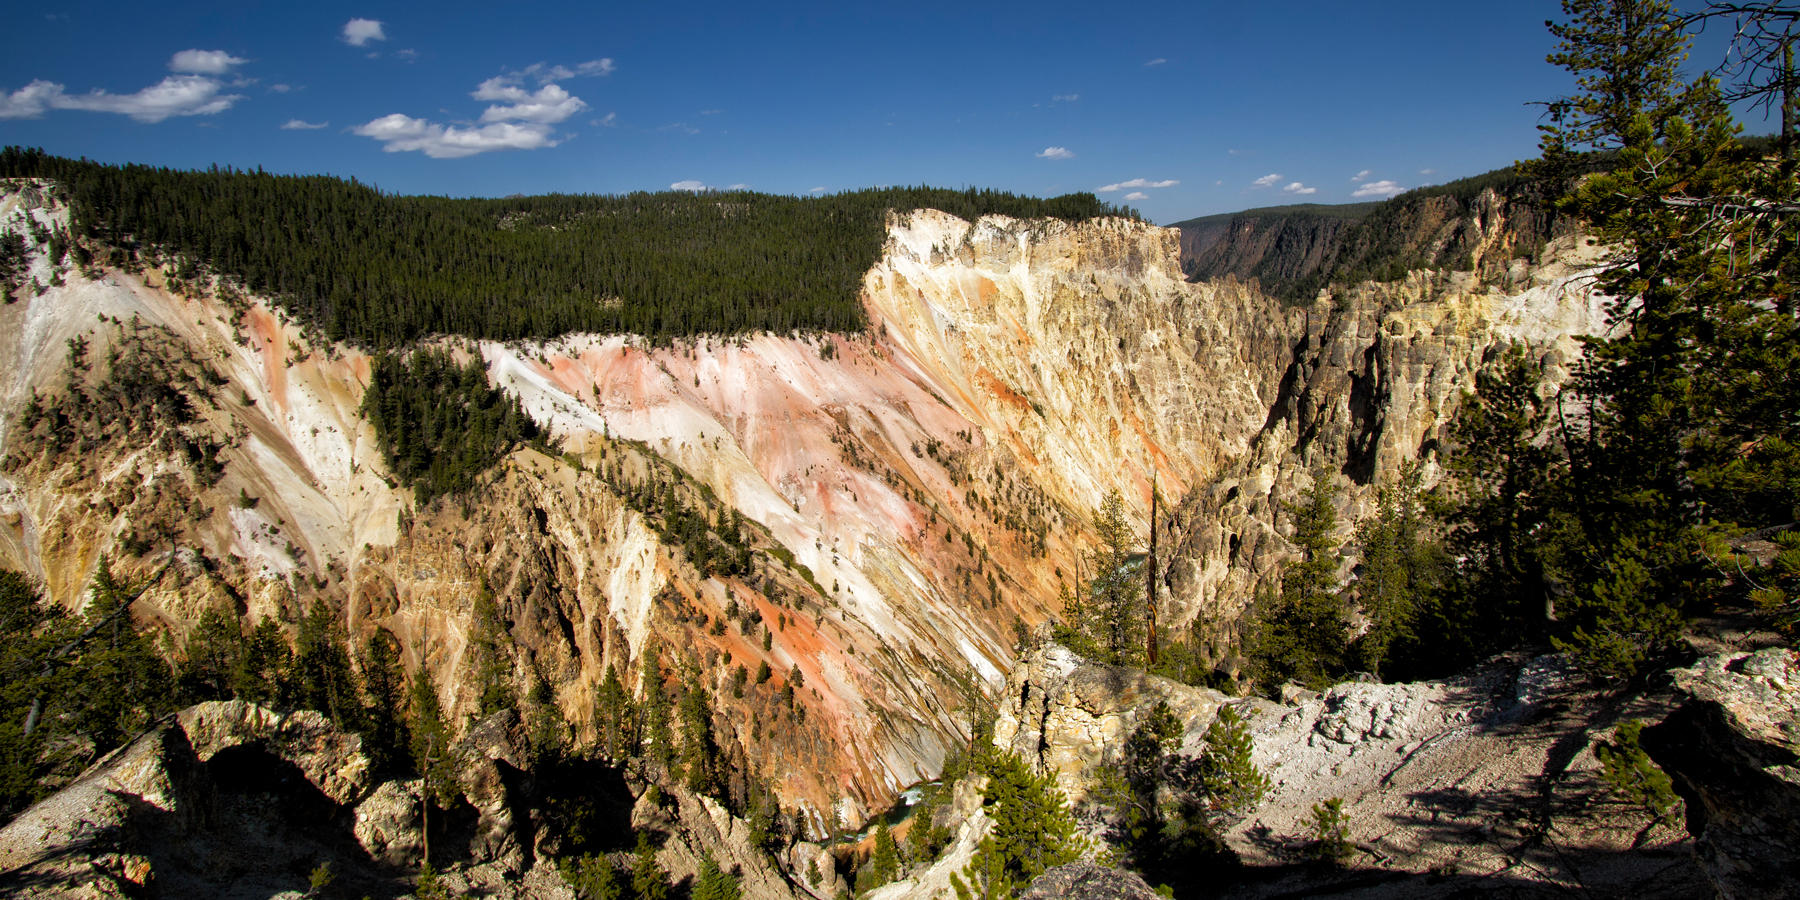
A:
[0,1,1762,223]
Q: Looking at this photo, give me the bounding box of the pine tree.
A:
[594,663,634,762]
[677,679,719,794]
[1246,474,1348,689]
[1540,0,1694,156]
[630,833,670,900]
[860,821,900,892]
[563,854,624,900]
[360,629,411,775]
[409,667,457,806]
[1196,705,1269,818]
[1349,461,1443,678]
[293,600,362,730]
[177,605,243,702]
[691,854,742,900]
[234,617,293,707]
[469,589,514,717]
[641,653,674,770]
[1533,0,1800,676]
[954,751,1081,899]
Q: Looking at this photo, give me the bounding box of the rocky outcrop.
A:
[354,778,424,867]
[455,709,531,873]
[1644,648,1800,899]
[992,643,1229,803]
[0,704,394,899]
[0,725,204,898]
[1021,862,1162,900]
[178,700,374,805]
[633,787,811,900]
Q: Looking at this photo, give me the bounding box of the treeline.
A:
[0,147,1136,346]
[360,349,541,503]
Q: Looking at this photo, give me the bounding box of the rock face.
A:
[0,181,1611,823]
[1644,648,1800,899]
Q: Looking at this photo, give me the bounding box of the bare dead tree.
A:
[1682,2,1800,156]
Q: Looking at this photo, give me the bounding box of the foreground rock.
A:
[1021,862,1162,900]
[0,700,818,900]
[982,642,1709,898]
[0,706,391,899]
[1644,648,1800,900]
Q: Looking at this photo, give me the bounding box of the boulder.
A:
[354,777,424,867]
[1020,862,1162,900]
[1643,648,1800,899]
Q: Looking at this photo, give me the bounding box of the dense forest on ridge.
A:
[0,147,1137,346]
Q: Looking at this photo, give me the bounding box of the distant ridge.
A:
[1171,165,1581,302]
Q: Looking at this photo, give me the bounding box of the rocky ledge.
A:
[1644,648,1800,900]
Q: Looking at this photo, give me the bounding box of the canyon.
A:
[0,179,1610,828]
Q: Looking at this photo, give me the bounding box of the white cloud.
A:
[1419,168,1437,175]
[1352,179,1405,199]
[1097,177,1178,192]
[670,180,709,192]
[343,18,386,46]
[727,183,750,191]
[269,83,294,93]
[169,49,247,75]
[1144,58,1168,67]
[518,59,616,83]
[396,48,419,62]
[0,75,244,123]
[1052,93,1079,103]
[0,81,62,119]
[474,81,586,124]
[809,186,827,194]
[596,112,617,127]
[1124,191,1149,201]
[1283,182,1316,195]
[700,108,723,115]
[1251,173,1282,188]
[352,62,613,158]
[1351,169,1371,182]
[1037,146,1075,160]
[281,118,328,130]
[353,113,558,158]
